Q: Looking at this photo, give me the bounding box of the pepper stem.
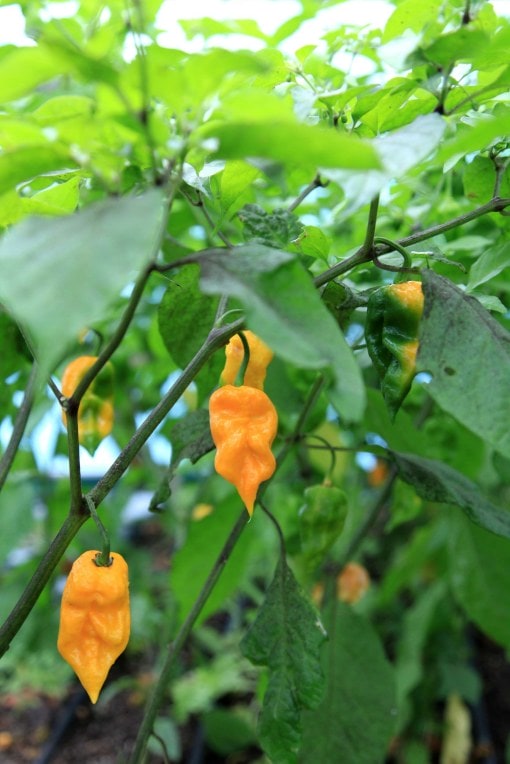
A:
[85,496,112,567]
[374,236,414,279]
[235,331,251,386]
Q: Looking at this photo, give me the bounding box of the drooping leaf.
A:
[300,600,396,764]
[448,514,510,650]
[418,270,510,457]
[157,265,221,401]
[241,555,327,764]
[0,190,164,382]
[391,451,510,539]
[199,245,365,421]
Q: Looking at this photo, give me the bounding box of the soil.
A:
[1,633,509,763]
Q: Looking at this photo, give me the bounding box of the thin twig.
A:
[287,175,326,213]
[0,363,38,494]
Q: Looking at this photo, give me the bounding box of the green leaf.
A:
[241,555,327,764]
[438,109,510,163]
[323,114,445,213]
[418,270,510,457]
[149,409,214,512]
[463,156,510,203]
[171,496,254,625]
[391,451,510,540]
[239,204,303,248]
[0,145,76,196]
[467,240,510,291]
[394,581,446,731]
[298,484,348,568]
[449,514,510,650]
[203,120,380,171]
[215,160,260,220]
[0,46,65,102]
[292,226,330,262]
[382,0,442,42]
[0,190,164,381]
[158,265,221,401]
[300,601,396,764]
[198,244,365,421]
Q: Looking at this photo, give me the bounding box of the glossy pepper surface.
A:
[365,280,424,417]
[57,551,130,703]
[220,331,274,390]
[61,356,114,455]
[209,384,277,515]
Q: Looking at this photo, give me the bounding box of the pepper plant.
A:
[1,0,510,762]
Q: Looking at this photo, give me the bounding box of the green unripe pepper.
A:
[365,280,424,417]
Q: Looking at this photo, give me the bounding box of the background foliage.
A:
[1,0,510,762]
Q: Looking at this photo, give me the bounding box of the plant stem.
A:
[0,513,86,657]
[336,469,397,569]
[397,197,510,249]
[129,370,326,762]
[0,363,38,494]
[0,318,244,656]
[129,509,249,764]
[287,174,326,213]
[314,196,510,288]
[66,412,84,514]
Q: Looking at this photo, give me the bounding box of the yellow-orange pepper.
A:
[209,384,278,515]
[57,551,130,703]
[220,330,274,390]
[61,356,114,455]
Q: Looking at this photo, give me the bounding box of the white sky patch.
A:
[0,4,33,45]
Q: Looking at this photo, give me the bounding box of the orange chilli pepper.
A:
[57,551,130,703]
[209,384,278,516]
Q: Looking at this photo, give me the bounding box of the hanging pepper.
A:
[61,356,114,455]
[365,281,424,417]
[57,551,130,704]
[209,384,278,516]
[220,330,274,390]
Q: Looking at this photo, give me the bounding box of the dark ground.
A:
[1,633,509,763]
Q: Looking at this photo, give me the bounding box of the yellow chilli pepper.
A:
[61,356,114,455]
[57,551,130,704]
[209,384,278,516]
[220,330,274,390]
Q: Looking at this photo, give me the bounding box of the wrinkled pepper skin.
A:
[209,384,278,515]
[57,551,130,703]
[61,356,114,455]
[365,281,424,417]
[220,331,274,390]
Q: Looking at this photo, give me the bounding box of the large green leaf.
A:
[198,245,365,421]
[391,451,510,539]
[241,555,326,764]
[418,270,510,457]
[202,121,380,171]
[300,601,396,764]
[0,190,164,381]
[448,514,510,650]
